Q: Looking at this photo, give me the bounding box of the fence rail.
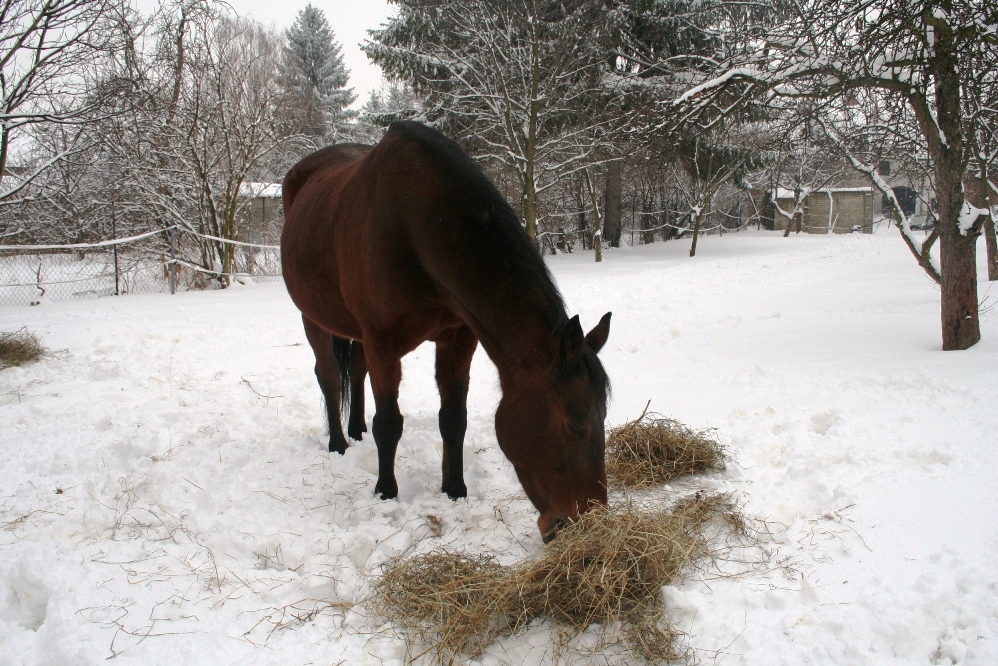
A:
[0,228,283,307]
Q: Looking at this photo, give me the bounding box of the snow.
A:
[672,67,762,106]
[3,229,998,665]
[959,200,989,236]
[238,182,282,199]
[773,187,873,200]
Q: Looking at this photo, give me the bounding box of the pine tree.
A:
[355,82,420,143]
[282,4,356,138]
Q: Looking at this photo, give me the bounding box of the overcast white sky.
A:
[133,1,396,107]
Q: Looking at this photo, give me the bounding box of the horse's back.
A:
[282,143,372,216]
[281,123,533,349]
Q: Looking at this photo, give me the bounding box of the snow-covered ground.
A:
[2,228,997,665]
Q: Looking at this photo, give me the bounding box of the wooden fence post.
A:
[168,227,176,295]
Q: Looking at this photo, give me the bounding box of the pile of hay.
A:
[0,328,45,369]
[606,405,726,489]
[370,493,746,664]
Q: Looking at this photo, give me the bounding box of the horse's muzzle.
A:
[540,516,569,543]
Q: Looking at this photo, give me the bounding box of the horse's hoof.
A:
[347,426,365,441]
[375,480,398,500]
[442,482,467,500]
[328,439,348,455]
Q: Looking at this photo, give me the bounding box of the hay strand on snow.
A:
[607,403,726,488]
[0,328,45,369]
[370,493,747,664]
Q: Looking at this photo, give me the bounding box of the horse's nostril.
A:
[542,517,570,543]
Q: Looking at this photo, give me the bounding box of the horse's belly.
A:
[306,306,363,340]
[284,268,363,340]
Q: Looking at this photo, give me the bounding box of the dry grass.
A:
[0,328,46,369]
[370,493,749,664]
[607,404,726,489]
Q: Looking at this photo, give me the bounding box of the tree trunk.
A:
[980,176,998,281]
[592,215,603,263]
[936,172,980,350]
[925,7,980,350]
[604,160,622,248]
[641,196,655,244]
[985,212,998,281]
[523,14,541,251]
[583,169,603,262]
[689,213,701,257]
[522,177,538,248]
[938,229,980,350]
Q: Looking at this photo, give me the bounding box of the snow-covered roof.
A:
[240,182,282,198]
[772,186,873,199]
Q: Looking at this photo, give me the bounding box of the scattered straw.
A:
[0,328,46,369]
[370,493,749,664]
[607,403,726,489]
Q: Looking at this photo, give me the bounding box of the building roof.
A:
[772,187,873,199]
[240,182,282,199]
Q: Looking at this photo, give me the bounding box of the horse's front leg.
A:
[435,325,478,499]
[365,343,404,500]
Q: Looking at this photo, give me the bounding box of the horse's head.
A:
[495,312,612,542]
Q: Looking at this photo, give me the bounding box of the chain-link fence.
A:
[0,228,283,307]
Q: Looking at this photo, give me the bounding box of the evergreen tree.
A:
[355,82,421,143]
[282,4,356,138]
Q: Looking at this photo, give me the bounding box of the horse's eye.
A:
[566,423,587,440]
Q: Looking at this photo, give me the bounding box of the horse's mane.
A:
[384,121,609,407]
[384,121,568,321]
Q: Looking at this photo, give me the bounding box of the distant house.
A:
[753,156,937,234]
[768,187,877,234]
[239,183,284,227]
[876,160,933,229]
[238,182,283,244]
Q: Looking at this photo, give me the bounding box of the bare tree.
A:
[675,130,762,256]
[365,0,626,246]
[113,5,300,285]
[0,0,129,203]
[663,0,997,350]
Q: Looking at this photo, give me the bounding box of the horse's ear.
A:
[560,315,585,364]
[585,312,611,353]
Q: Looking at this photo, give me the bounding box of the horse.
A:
[280,121,612,542]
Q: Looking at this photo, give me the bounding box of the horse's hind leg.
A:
[302,315,349,454]
[346,342,368,441]
[435,325,478,499]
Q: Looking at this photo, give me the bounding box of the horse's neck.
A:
[454,283,563,384]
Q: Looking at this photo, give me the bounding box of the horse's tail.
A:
[332,336,353,416]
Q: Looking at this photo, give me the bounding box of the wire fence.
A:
[0,228,283,307]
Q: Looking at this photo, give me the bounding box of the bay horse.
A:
[280,121,611,542]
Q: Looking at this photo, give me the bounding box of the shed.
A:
[770,187,876,234]
[239,182,282,228]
